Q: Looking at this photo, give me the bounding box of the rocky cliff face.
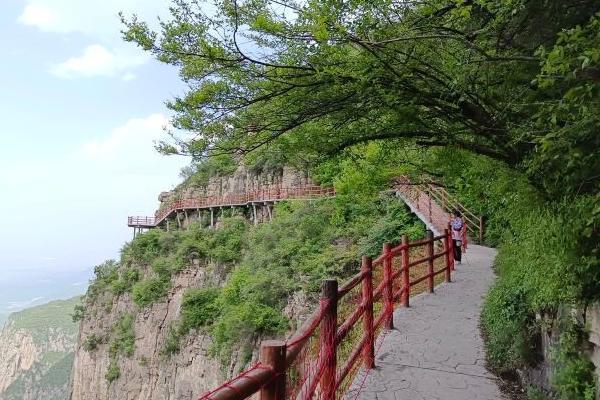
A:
[70,263,241,400]
[70,167,313,400]
[0,297,79,400]
[169,164,310,200]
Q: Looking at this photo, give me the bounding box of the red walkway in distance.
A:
[127,185,336,228]
[394,177,484,243]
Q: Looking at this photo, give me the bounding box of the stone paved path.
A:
[347,245,505,400]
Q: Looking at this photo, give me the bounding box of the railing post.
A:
[444,229,451,283]
[361,256,375,369]
[260,340,287,400]
[426,230,434,293]
[320,279,338,400]
[400,235,410,307]
[383,243,394,330]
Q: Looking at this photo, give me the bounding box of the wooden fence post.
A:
[383,243,394,330]
[400,235,410,308]
[361,256,375,369]
[320,279,338,400]
[444,229,451,283]
[426,230,434,293]
[260,340,287,400]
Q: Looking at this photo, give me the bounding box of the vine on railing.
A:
[198,229,455,400]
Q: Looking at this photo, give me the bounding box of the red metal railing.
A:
[198,229,455,400]
[395,177,484,243]
[128,185,336,228]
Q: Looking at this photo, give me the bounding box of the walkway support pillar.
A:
[361,256,375,369]
[444,229,452,283]
[400,235,410,307]
[259,340,287,400]
[383,243,394,330]
[320,279,338,400]
[427,230,434,293]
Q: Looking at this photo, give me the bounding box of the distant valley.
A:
[0,297,80,400]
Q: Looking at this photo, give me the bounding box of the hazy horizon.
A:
[0,0,188,320]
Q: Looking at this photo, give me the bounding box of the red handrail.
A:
[198,229,455,400]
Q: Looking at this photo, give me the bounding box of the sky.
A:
[0,0,191,323]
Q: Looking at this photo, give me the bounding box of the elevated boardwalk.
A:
[347,245,505,400]
[128,185,336,230]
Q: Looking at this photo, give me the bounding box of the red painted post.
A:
[320,280,338,400]
[383,243,394,330]
[361,256,375,369]
[426,230,434,293]
[444,229,451,283]
[400,235,410,307]
[260,340,287,400]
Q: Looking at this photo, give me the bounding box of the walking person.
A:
[451,210,465,264]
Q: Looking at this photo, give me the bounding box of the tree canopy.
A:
[122,0,600,196]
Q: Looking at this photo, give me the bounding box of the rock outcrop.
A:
[70,264,240,400]
[167,164,310,201]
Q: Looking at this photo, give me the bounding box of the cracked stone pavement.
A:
[346,245,506,400]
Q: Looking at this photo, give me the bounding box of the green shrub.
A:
[87,260,119,300]
[151,257,173,278]
[162,326,182,355]
[105,360,120,383]
[359,196,425,257]
[83,334,104,352]
[108,314,135,358]
[481,282,537,372]
[71,304,85,322]
[208,217,247,263]
[111,267,140,295]
[552,319,596,400]
[124,229,165,264]
[180,288,221,331]
[132,277,171,307]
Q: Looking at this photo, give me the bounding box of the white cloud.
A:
[50,44,148,79]
[18,4,57,28]
[18,0,170,38]
[81,113,169,161]
[19,0,171,79]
